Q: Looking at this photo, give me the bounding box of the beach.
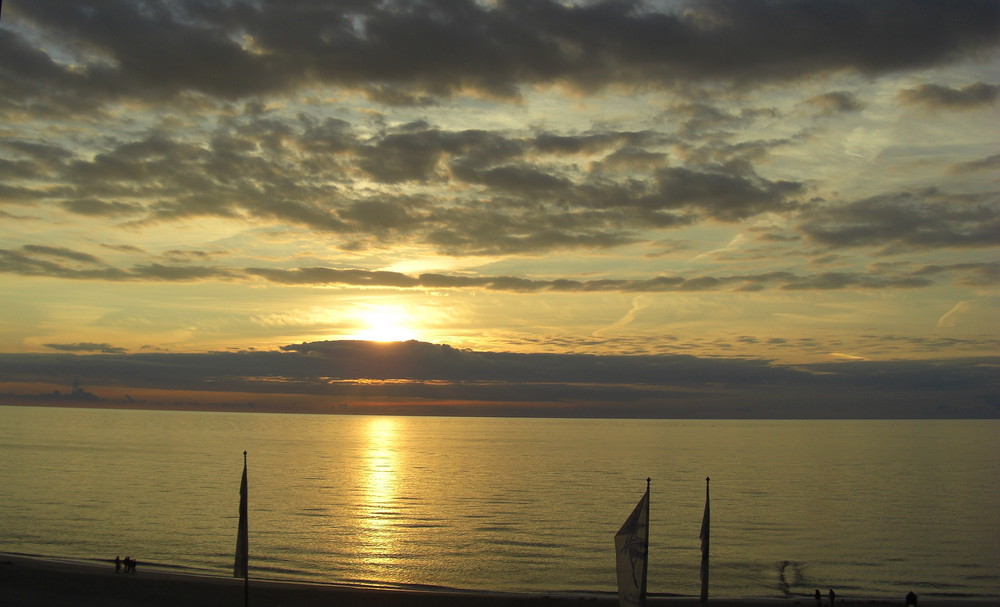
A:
[1,555,996,607]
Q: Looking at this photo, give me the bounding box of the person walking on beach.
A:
[814,589,821,606]
[829,588,836,606]
[115,555,121,573]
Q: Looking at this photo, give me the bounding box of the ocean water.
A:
[0,405,997,600]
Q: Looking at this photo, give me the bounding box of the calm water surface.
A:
[0,406,997,599]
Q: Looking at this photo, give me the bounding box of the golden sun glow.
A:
[350,305,418,342]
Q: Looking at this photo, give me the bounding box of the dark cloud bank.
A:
[1,340,996,418]
[5,0,999,105]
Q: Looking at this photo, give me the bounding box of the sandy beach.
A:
[1,555,996,607]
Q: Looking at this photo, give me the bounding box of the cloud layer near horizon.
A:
[1,340,997,418]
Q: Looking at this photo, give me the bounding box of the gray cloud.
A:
[804,91,865,115]
[2,238,987,291]
[61,198,143,217]
[778,272,930,291]
[898,82,999,109]
[645,165,803,221]
[130,263,236,282]
[1,341,996,417]
[798,189,1000,251]
[0,183,48,204]
[245,267,421,289]
[948,153,1000,175]
[914,262,1000,287]
[16,100,997,262]
[0,246,232,282]
[22,245,101,264]
[43,342,128,354]
[6,114,812,255]
[244,266,942,293]
[5,0,999,112]
[0,240,977,291]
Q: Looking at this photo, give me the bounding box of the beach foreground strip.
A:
[1,555,996,607]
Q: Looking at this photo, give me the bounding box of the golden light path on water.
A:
[359,417,400,576]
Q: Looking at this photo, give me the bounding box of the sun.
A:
[351,305,418,342]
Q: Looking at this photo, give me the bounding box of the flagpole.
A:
[243,451,248,607]
[243,451,250,607]
[641,477,650,607]
[235,450,249,607]
[700,477,710,605]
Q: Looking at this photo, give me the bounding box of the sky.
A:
[0,0,998,417]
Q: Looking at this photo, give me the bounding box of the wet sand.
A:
[1,555,996,607]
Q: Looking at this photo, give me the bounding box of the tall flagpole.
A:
[244,450,249,607]
[641,477,650,607]
[700,477,710,605]
[235,450,249,607]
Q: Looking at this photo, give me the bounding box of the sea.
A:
[0,405,997,600]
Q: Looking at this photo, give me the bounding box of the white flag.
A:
[615,483,650,607]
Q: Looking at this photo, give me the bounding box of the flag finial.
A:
[646,477,651,487]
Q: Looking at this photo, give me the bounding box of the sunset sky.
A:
[1,0,998,417]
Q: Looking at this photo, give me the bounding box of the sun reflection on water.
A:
[360,417,400,573]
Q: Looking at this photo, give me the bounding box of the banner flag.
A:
[699,477,710,603]
[234,451,249,579]
[615,480,650,607]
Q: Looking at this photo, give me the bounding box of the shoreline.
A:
[2,554,998,607]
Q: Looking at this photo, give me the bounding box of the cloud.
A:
[245,267,938,293]
[914,263,1000,287]
[593,295,649,338]
[22,245,101,264]
[645,165,803,221]
[948,153,1000,175]
[938,300,973,328]
[130,263,237,281]
[0,246,236,282]
[3,119,701,256]
[1,340,996,417]
[5,0,999,113]
[0,241,978,292]
[43,342,128,354]
[797,189,1000,251]
[804,91,865,115]
[831,352,866,361]
[898,82,999,109]
[246,267,421,288]
[778,272,930,291]
[60,198,143,217]
[363,85,439,107]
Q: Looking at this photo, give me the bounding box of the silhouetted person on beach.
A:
[115,555,121,573]
[815,589,822,606]
[829,589,836,606]
[906,591,918,606]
